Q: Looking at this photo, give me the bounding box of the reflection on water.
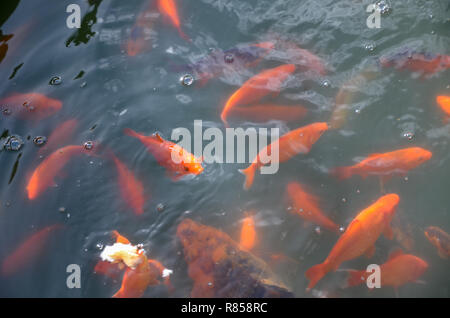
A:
[0,0,449,298]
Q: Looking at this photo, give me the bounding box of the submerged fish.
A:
[346,249,428,291]
[228,103,307,123]
[177,218,293,297]
[26,145,95,200]
[424,226,450,259]
[331,147,432,181]
[37,119,78,156]
[305,194,399,289]
[239,213,256,252]
[1,224,63,276]
[157,0,189,41]
[380,50,450,76]
[221,64,296,126]
[286,182,340,234]
[124,128,203,181]
[174,42,274,86]
[436,95,450,121]
[0,92,62,120]
[125,2,156,56]
[239,122,329,190]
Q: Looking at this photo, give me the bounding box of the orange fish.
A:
[111,153,147,215]
[228,104,307,123]
[347,249,428,291]
[26,145,95,200]
[1,224,63,276]
[380,51,450,76]
[124,128,203,181]
[125,2,155,56]
[37,119,78,156]
[277,39,327,76]
[0,93,62,120]
[436,95,450,120]
[221,64,296,126]
[239,214,256,251]
[157,0,189,41]
[286,182,340,233]
[239,122,328,190]
[305,193,399,290]
[331,147,432,180]
[424,226,450,259]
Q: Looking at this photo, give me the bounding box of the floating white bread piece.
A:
[100,243,144,269]
[162,268,173,278]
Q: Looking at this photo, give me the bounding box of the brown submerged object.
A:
[176,219,293,298]
[424,226,450,259]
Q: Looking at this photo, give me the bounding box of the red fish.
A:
[124,128,203,181]
[157,0,189,41]
[1,224,63,276]
[125,2,156,56]
[26,145,95,200]
[331,147,432,180]
[286,182,340,233]
[424,226,450,259]
[347,249,428,291]
[380,51,450,76]
[111,153,147,215]
[37,119,78,156]
[228,104,308,123]
[239,122,328,190]
[436,95,450,120]
[221,64,296,126]
[239,213,256,251]
[0,93,62,120]
[305,194,399,289]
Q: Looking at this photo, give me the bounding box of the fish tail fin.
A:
[221,113,229,127]
[305,262,330,290]
[239,165,256,190]
[178,28,191,42]
[346,270,366,288]
[330,166,352,180]
[123,128,140,139]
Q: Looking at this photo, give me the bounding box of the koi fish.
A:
[1,224,63,276]
[380,50,450,76]
[100,234,172,298]
[228,103,307,123]
[347,249,428,291]
[331,147,432,180]
[173,42,274,86]
[240,214,256,251]
[157,0,189,41]
[111,153,147,215]
[124,128,203,181]
[37,119,78,156]
[305,193,399,289]
[239,122,328,190]
[286,182,340,233]
[125,3,156,56]
[436,95,450,120]
[0,93,62,120]
[26,145,95,200]
[424,226,450,259]
[221,64,296,126]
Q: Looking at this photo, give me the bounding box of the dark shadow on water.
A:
[66,0,103,47]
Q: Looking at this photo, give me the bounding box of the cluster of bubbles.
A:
[180,74,194,86]
[3,135,23,151]
[375,0,392,15]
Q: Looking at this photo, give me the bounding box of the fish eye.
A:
[184,166,190,172]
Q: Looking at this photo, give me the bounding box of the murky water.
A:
[0,0,449,297]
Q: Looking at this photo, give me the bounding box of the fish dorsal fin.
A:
[112,230,130,244]
[345,219,362,234]
[152,133,164,143]
[388,248,404,261]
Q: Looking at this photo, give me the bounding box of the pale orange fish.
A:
[240,214,256,251]
[305,194,399,289]
[26,145,95,200]
[37,119,78,156]
[111,153,147,215]
[221,64,296,126]
[124,128,203,181]
[0,92,62,120]
[239,122,328,190]
[424,226,450,259]
[157,0,189,41]
[228,104,307,123]
[436,95,450,121]
[347,249,428,291]
[1,224,64,276]
[125,2,155,56]
[331,147,432,180]
[286,182,340,233]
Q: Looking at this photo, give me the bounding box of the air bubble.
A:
[180,74,194,86]
[375,1,392,15]
[3,135,23,151]
[403,132,414,140]
[364,43,376,52]
[33,136,47,146]
[321,80,330,88]
[224,53,234,64]
[49,76,62,85]
[339,227,345,233]
[84,141,94,150]
[315,226,321,235]
[156,203,165,212]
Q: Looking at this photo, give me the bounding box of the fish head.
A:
[409,147,432,165]
[182,156,204,175]
[411,256,428,278]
